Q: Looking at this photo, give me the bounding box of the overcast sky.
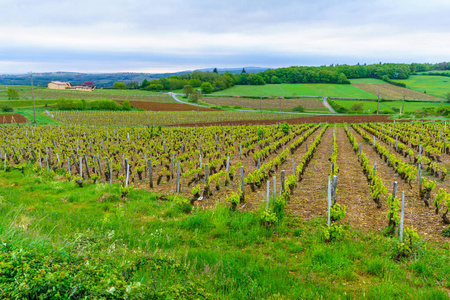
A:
[1,0,449,74]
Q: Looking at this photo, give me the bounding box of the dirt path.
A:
[286,126,331,220]
[334,127,386,232]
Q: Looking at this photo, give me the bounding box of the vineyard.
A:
[2,120,450,243]
[50,110,308,126]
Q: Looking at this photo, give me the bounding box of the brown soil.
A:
[0,114,27,124]
[353,83,441,101]
[116,101,219,112]
[173,115,397,127]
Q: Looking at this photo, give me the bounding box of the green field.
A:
[392,75,450,98]
[1,167,450,298]
[419,70,450,75]
[334,99,448,114]
[211,83,378,99]
[349,78,386,84]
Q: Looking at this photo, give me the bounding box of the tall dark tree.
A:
[241,68,246,74]
[213,68,218,74]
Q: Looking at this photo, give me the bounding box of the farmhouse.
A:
[47,81,71,90]
[47,81,94,91]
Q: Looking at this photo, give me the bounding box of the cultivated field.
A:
[211,83,378,99]
[333,99,448,114]
[2,121,450,298]
[0,85,174,103]
[351,83,441,101]
[51,110,308,126]
[202,97,328,111]
[2,121,450,243]
[50,111,397,127]
[116,100,218,111]
[392,75,450,99]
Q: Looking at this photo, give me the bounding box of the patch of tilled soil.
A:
[116,101,219,112]
[0,114,27,124]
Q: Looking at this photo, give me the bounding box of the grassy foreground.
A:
[1,166,450,299]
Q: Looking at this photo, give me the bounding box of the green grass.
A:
[350,78,386,84]
[392,75,450,98]
[419,70,450,75]
[0,99,59,108]
[1,165,450,298]
[211,83,378,99]
[334,99,448,114]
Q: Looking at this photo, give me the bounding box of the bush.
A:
[436,106,450,116]
[57,99,85,110]
[121,100,132,111]
[6,88,19,100]
[382,75,406,87]
[292,105,304,112]
[0,104,13,112]
[201,82,213,94]
[349,103,364,112]
[113,82,126,89]
[329,100,348,113]
[91,99,120,110]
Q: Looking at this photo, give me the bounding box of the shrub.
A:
[280,122,290,134]
[57,99,85,110]
[349,103,364,112]
[113,82,126,89]
[201,82,213,94]
[91,99,120,110]
[292,105,304,112]
[6,88,19,100]
[259,211,278,227]
[121,100,132,111]
[0,104,13,112]
[329,100,348,113]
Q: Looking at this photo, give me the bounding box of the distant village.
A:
[47,81,94,91]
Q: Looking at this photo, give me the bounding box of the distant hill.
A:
[0,67,269,87]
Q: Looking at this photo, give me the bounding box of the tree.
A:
[190,90,201,103]
[7,88,19,100]
[248,74,265,85]
[113,82,126,89]
[140,79,150,89]
[271,76,281,84]
[213,68,218,74]
[189,78,202,88]
[126,81,139,89]
[241,68,246,74]
[183,85,194,97]
[201,82,213,94]
[337,73,349,84]
[446,92,450,103]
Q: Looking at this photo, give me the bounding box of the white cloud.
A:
[0,0,449,73]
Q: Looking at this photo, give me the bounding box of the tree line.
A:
[112,62,442,94]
